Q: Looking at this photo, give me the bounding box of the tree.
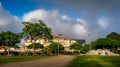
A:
[41,47,50,55]
[70,42,82,54]
[93,38,120,52]
[70,42,82,50]
[106,32,120,53]
[0,31,21,55]
[22,20,52,56]
[27,43,44,49]
[48,42,64,53]
[81,44,89,53]
[106,32,120,42]
[12,45,20,48]
[0,31,20,46]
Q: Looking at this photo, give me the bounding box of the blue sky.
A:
[0,0,58,17]
[0,0,120,42]
[0,0,83,18]
[0,0,39,18]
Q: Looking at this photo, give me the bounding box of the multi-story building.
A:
[0,36,86,55]
[0,36,85,52]
[24,36,85,51]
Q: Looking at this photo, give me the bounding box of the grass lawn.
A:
[68,55,120,67]
[0,56,56,64]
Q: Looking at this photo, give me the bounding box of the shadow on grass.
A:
[68,55,120,67]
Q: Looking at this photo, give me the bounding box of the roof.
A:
[53,36,69,39]
[0,45,5,49]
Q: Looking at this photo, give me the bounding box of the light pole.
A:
[88,34,91,51]
[58,34,62,55]
[58,39,59,55]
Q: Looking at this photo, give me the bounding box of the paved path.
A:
[0,55,74,67]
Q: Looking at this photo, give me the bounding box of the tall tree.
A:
[106,32,120,41]
[0,31,20,47]
[22,20,52,56]
[93,38,120,52]
[0,31,20,55]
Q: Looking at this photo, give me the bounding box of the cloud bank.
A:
[54,0,120,39]
[23,9,89,40]
[1,0,120,42]
[0,2,22,32]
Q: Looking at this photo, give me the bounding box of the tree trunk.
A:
[19,52,20,56]
[7,47,10,56]
[4,48,7,56]
[33,44,35,56]
[32,39,36,56]
[79,50,80,55]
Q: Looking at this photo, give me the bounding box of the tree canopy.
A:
[70,42,82,50]
[81,44,89,52]
[27,43,44,49]
[0,31,20,47]
[106,32,120,42]
[22,20,52,41]
[22,20,52,56]
[93,38,120,50]
[48,42,64,52]
[12,45,20,48]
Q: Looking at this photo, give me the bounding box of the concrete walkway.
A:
[0,55,74,67]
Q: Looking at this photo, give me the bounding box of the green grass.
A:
[68,55,120,67]
[0,56,56,64]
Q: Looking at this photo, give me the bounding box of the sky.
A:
[0,0,120,42]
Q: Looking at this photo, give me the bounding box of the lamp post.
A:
[88,34,91,51]
[58,39,59,55]
[58,34,62,55]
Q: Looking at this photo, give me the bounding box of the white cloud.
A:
[0,1,112,42]
[0,2,22,32]
[73,24,88,35]
[76,18,87,26]
[0,1,117,44]
[23,9,49,21]
[61,15,70,20]
[23,9,89,39]
[98,17,109,29]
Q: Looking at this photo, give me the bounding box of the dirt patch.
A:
[0,55,74,67]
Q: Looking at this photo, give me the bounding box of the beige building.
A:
[24,36,77,51]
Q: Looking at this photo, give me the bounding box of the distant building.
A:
[24,36,86,51]
[0,36,86,53]
[0,45,5,52]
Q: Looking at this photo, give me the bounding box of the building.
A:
[0,45,5,53]
[52,36,76,51]
[24,36,86,51]
[0,36,86,55]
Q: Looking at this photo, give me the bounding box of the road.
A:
[0,55,74,67]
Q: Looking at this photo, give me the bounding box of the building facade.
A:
[24,36,84,51]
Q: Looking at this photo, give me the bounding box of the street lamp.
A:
[88,34,91,51]
[58,34,62,55]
